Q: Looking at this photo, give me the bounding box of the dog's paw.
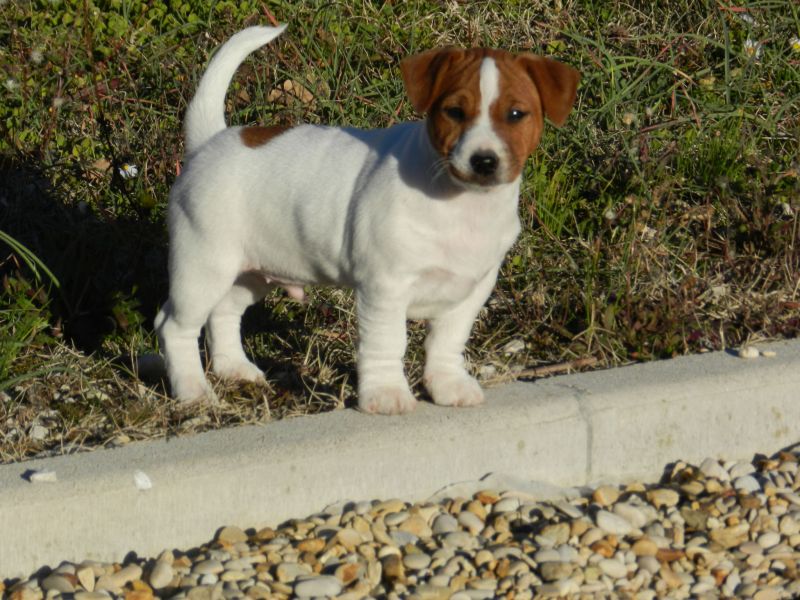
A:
[212,357,266,384]
[358,385,417,415]
[424,370,485,407]
[171,376,219,406]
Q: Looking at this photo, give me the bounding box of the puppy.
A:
[155,25,579,415]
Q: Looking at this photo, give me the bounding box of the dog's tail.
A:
[184,25,287,154]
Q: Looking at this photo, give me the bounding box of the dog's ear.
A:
[401,47,465,115]
[517,55,580,127]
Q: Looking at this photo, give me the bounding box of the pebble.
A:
[432,514,458,535]
[734,475,761,493]
[647,488,679,508]
[592,484,620,506]
[596,509,634,535]
[614,502,649,528]
[293,575,342,597]
[738,345,759,358]
[403,553,432,570]
[539,561,574,581]
[457,511,484,534]
[13,451,800,599]
[148,561,173,589]
[492,497,520,514]
[192,560,223,575]
[598,558,628,579]
[758,531,781,549]
[216,526,248,544]
[700,457,730,481]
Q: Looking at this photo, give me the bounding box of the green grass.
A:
[1,0,799,462]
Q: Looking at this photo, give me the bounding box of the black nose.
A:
[470,151,499,176]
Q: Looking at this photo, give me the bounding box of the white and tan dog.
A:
[155,25,579,415]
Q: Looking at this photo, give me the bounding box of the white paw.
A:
[358,385,418,415]
[212,357,266,384]
[171,376,218,406]
[424,370,485,407]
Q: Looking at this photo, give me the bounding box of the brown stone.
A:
[592,485,620,507]
[590,540,615,558]
[297,538,325,554]
[656,548,685,563]
[381,554,405,584]
[335,563,363,585]
[216,525,248,544]
[632,537,658,557]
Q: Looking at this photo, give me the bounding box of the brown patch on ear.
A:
[400,48,467,115]
[240,125,290,148]
[517,55,580,127]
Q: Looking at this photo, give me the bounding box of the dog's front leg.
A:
[423,268,500,407]
[356,287,417,415]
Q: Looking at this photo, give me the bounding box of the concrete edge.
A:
[1,339,799,578]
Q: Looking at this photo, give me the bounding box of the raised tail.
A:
[184,25,287,154]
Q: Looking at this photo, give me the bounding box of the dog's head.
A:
[401,48,580,189]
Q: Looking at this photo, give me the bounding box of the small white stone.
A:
[134,470,153,491]
[30,424,49,441]
[432,514,459,535]
[457,511,484,535]
[598,558,627,579]
[596,510,633,535]
[637,555,660,575]
[699,457,730,481]
[384,511,409,527]
[534,548,561,563]
[613,502,649,528]
[502,339,525,354]
[757,531,781,550]
[149,561,173,589]
[738,346,759,359]
[478,364,497,379]
[556,544,578,563]
[780,515,800,536]
[493,497,520,514]
[294,575,342,598]
[728,461,755,479]
[193,559,224,575]
[442,531,474,549]
[733,475,761,493]
[403,553,432,570]
[29,469,57,483]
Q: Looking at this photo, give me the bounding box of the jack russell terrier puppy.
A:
[155,25,579,415]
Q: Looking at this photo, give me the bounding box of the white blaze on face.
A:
[450,57,508,185]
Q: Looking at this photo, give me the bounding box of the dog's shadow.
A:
[0,155,168,353]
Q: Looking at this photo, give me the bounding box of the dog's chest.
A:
[404,204,519,317]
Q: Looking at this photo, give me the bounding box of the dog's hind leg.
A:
[156,253,240,404]
[206,272,271,383]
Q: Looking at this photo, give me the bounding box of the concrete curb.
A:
[2,339,799,578]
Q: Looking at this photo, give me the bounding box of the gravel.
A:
[5,449,800,599]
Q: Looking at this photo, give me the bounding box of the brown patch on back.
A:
[240,125,290,148]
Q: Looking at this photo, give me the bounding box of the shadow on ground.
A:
[0,154,168,352]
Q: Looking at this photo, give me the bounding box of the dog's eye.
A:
[507,108,528,123]
[444,106,466,122]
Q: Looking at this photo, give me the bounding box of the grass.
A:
[1,0,798,463]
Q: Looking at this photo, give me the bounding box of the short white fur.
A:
[155,27,530,415]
